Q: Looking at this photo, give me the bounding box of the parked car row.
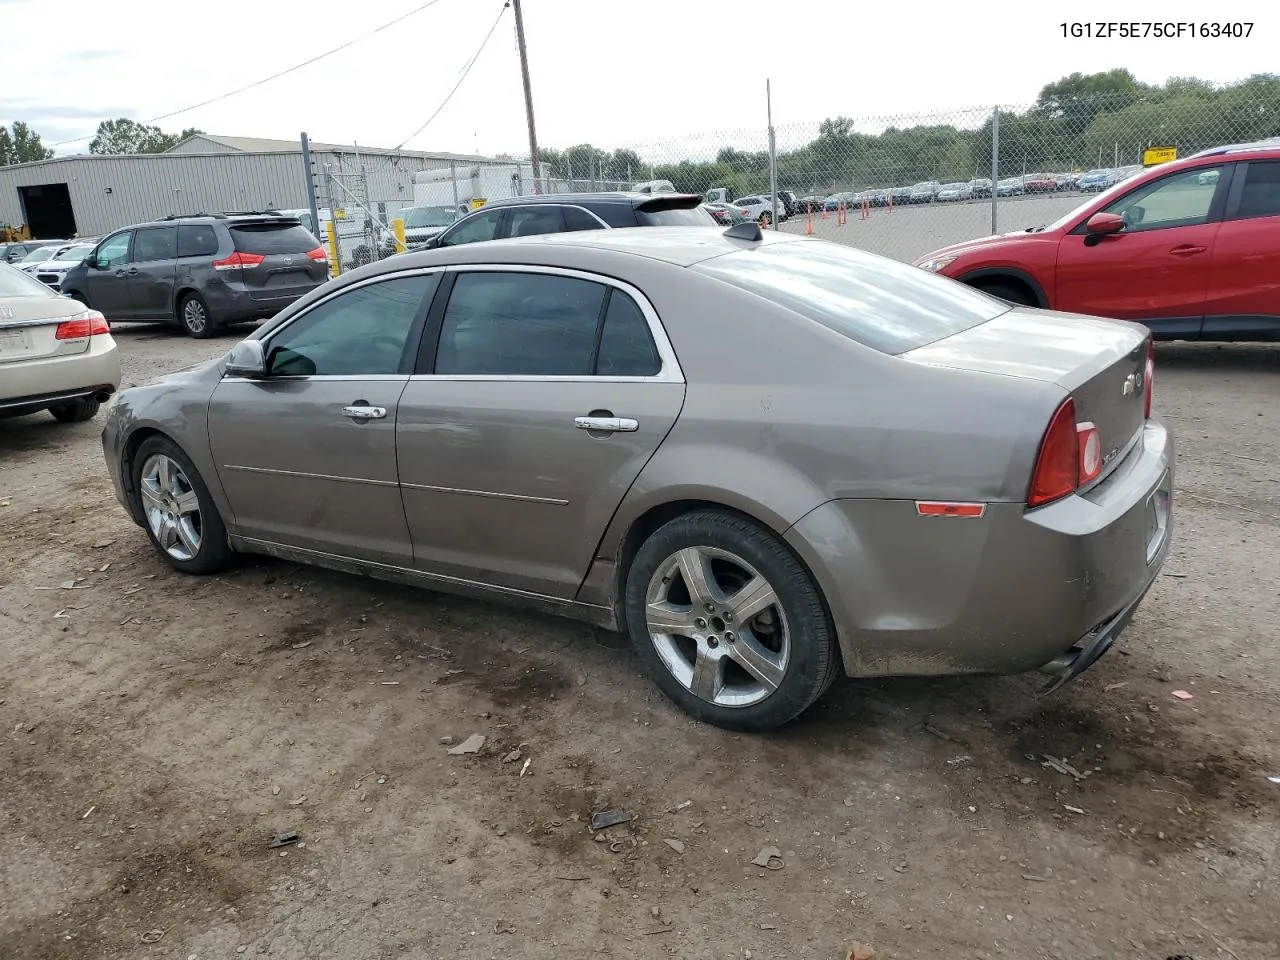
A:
[805,169,1146,209]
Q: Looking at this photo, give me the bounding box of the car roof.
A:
[392,225,810,269]
[481,191,699,209]
[1187,137,1280,159]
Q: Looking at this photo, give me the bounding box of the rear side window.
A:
[562,206,603,231]
[506,205,566,238]
[637,206,717,226]
[597,292,660,376]
[693,241,1009,355]
[230,223,318,255]
[177,224,219,257]
[1236,160,1280,220]
[435,272,606,376]
[133,226,177,262]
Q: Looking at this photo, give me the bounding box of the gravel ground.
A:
[3,280,1279,960]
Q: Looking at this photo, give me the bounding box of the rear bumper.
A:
[784,417,1175,679]
[206,282,323,323]
[0,338,121,412]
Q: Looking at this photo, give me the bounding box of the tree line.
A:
[537,70,1280,196]
[0,119,204,167]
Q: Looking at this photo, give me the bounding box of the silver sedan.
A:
[102,225,1173,730]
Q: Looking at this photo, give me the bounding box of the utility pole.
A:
[511,0,541,193]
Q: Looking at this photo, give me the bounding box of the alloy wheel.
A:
[644,546,790,708]
[140,454,203,561]
[183,299,207,334]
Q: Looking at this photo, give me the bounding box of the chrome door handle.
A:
[575,416,638,433]
[343,404,387,420]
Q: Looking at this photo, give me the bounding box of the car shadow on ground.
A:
[1155,341,1280,371]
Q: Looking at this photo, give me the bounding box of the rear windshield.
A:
[404,206,456,229]
[693,240,1009,355]
[230,223,318,254]
[637,206,717,227]
[0,263,57,298]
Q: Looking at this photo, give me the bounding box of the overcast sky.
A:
[1,0,1275,158]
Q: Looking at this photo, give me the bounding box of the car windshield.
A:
[20,247,57,263]
[0,263,58,297]
[694,240,1009,355]
[403,206,456,229]
[51,244,94,263]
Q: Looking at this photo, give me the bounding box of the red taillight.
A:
[1144,340,1154,419]
[306,246,327,262]
[212,251,265,271]
[1077,421,1102,484]
[1027,397,1080,508]
[54,311,110,340]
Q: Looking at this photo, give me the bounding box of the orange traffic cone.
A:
[806,207,814,235]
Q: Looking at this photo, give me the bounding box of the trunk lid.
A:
[228,220,328,302]
[904,308,1150,479]
[0,293,92,362]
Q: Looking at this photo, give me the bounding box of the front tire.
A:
[132,436,233,574]
[49,397,100,422]
[178,292,217,339]
[974,282,1035,307]
[624,510,839,732]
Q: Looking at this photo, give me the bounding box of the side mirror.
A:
[1085,212,1126,236]
[424,235,442,250]
[225,339,267,378]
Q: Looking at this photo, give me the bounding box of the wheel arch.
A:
[174,285,203,319]
[118,426,172,523]
[956,266,1049,308]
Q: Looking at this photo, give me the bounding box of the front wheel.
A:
[624,510,839,732]
[178,293,217,339]
[132,436,233,574]
[974,282,1034,307]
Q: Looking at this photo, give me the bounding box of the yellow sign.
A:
[470,198,487,210]
[1142,146,1177,167]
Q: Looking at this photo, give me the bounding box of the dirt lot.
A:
[2,325,1278,960]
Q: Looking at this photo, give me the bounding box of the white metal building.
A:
[0,134,515,239]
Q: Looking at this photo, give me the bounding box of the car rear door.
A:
[504,204,567,238]
[225,219,327,311]
[207,272,439,565]
[1202,159,1280,339]
[1053,163,1228,338]
[126,226,178,319]
[396,266,686,600]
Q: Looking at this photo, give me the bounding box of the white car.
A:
[936,182,975,202]
[29,243,97,292]
[0,264,120,423]
[16,242,73,275]
[735,195,785,225]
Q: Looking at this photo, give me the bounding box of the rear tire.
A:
[624,509,839,732]
[49,398,100,422]
[974,282,1035,307]
[178,292,217,339]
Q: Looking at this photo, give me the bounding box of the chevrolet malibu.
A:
[101,226,1173,731]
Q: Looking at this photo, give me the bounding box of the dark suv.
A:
[61,213,329,338]
[417,192,715,250]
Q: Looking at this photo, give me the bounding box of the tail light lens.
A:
[1144,339,1155,419]
[1027,397,1080,508]
[212,251,265,271]
[55,310,110,339]
[306,246,328,262]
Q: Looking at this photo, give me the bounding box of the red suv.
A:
[915,141,1280,341]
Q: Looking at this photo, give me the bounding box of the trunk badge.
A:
[1122,371,1143,396]
[282,257,294,265]
[0,305,13,319]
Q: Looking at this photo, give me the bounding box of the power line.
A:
[52,0,454,148]
[394,1,509,150]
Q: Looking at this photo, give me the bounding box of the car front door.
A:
[86,230,135,316]
[206,271,440,565]
[1053,163,1228,338]
[1202,159,1280,339]
[396,266,686,600]
[127,226,178,319]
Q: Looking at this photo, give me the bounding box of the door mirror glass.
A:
[1085,212,1126,236]
[225,339,267,377]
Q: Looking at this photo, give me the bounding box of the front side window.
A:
[133,226,177,262]
[1235,160,1280,220]
[265,273,438,377]
[435,272,607,376]
[1102,166,1223,232]
[438,209,503,247]
[96,232,132,267]
[506,205,566,238]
